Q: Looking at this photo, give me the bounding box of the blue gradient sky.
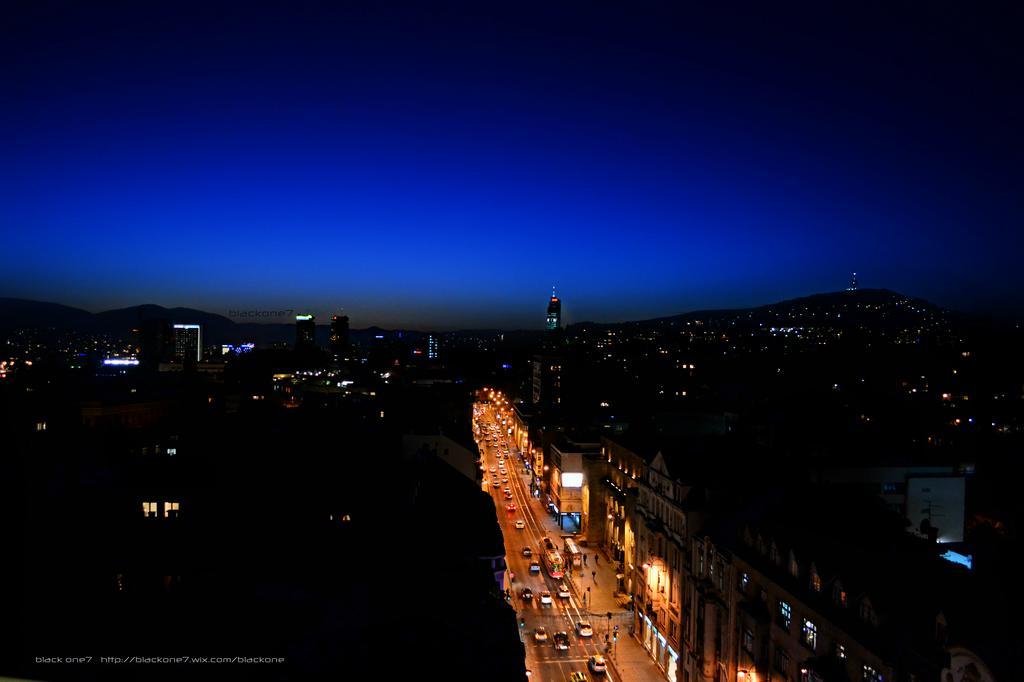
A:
[2,2,1021,328]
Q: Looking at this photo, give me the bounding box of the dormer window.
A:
[742,526,754,547]
[833,581,848,607]
[935,612,948,643]
[770,542,781,566]
[859,597,877,626]
[788,550,799,578]
[810,565,822,592]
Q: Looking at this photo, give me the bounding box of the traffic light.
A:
[520,618,526,629]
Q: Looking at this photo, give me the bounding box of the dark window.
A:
[774,647,790,674]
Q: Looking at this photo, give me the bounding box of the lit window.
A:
[834,643,846,659]
[810,568,822,592]
[862,665,882,682]
[802,619,817,650]
[142,502,158,518]
[834,583,848,607]
[777,600,792,629]
[167,447,177,456]
[164,501,180,519]
[739,572,750,591]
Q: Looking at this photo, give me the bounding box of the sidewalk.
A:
[513,456,667,682]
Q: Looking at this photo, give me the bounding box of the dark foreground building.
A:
[0,370,524,681]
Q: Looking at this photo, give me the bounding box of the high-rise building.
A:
[295,314,316,349]
[848,272,858,291]
[330,314,350,361]
[172,324,201,362]
[135,318,174,369]
[427,334,439,360]
[546,289,562,331]
[532,354,562,409]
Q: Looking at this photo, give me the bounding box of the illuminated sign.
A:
[103,358,140,366]
[562,472,584,488]
[940,550,973,570]
[221,343,255,355]
[295,314,314,321]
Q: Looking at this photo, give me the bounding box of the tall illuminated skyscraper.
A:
[172,324,201,362]
[546,289,562,331]
[295,314,316,349]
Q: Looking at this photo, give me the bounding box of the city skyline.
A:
[2,4,1019,682]
[3,2,1023,327]
[0,280,978,335]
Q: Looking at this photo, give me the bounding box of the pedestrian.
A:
[592,570,597,582]
[595,554,600,565]
[583,554,588,567]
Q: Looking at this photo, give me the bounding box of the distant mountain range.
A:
[570,288,953,332]
[0,289,984,345]
[0,298,411,346]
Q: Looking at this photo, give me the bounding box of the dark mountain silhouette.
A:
[0,289,971,344]
[570,288,951,331]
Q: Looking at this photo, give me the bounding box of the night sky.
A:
[2,2,1021,329]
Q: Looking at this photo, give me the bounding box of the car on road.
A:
[514,519,525,529]
[539,591,553,605]
[533,627,548,642]
[529,562,541,573]
[504,492,514,500]
[557,583,571,598]
[553,632,570,650]
[569,673,589,682]
[522,546,532,557]
[490,466,496,472]
[502,477,508,483]
[506,503,517,512]
[503,487,511,494]
[576,622,594,637]
[521,587,533,600]
[588,655,607,674]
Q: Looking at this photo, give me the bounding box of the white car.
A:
[490,466,496,472]
[533,627,548,642]
[557,583,571,598]
[539,591,553,605]
[589,655,607,674]
[576,622,593,637]
[514,519,525,529]
[529,562,541,573]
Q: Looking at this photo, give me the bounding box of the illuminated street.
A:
[475,394,665,682]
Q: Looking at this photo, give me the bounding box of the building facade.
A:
[172,323,201,362]
[295,313,316,349]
